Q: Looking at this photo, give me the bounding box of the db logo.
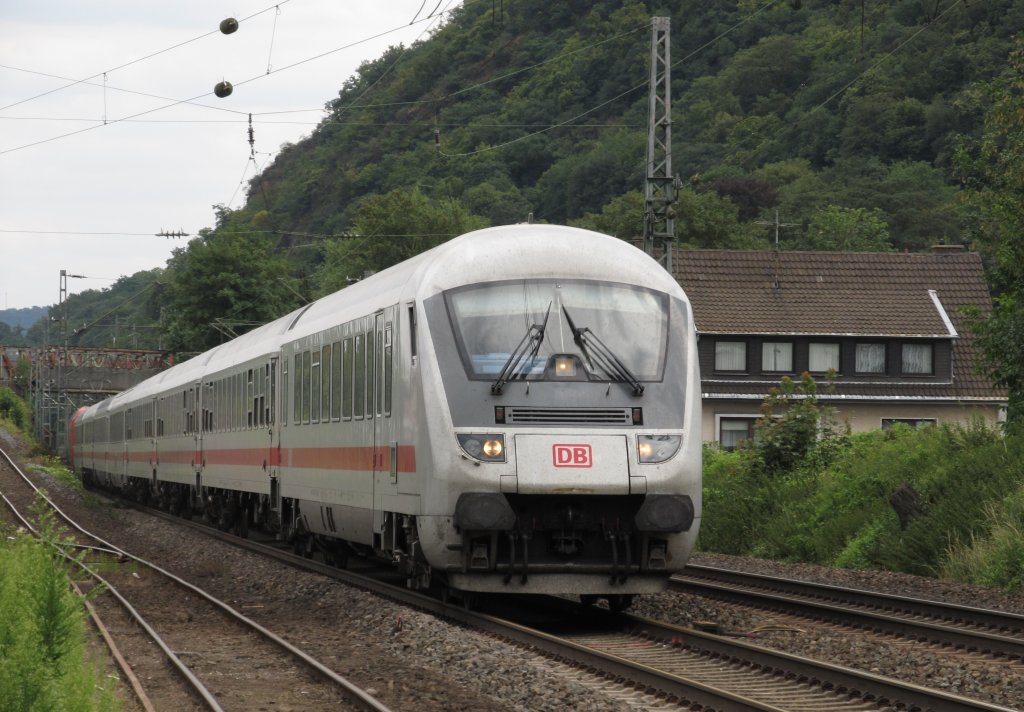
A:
[552,444,593,468]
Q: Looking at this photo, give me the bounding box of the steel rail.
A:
[673,564,1024,660]
[132,498,1019,712]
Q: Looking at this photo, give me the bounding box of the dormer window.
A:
[715,341,747,372]
[808,342,839,372]
[762,342,793,372]
[902,343,934,375]
[855,343,886,374]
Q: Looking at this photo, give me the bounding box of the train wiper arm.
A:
[561,305,645,396]
[491,303,552,395]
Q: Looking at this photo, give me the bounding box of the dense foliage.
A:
[0,502,119,711]
[12,1,1024,404]
[699,378,1024,589]
[0,387,31,431]
[956,37,1024,423]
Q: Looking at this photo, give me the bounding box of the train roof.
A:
[91,225,684,414]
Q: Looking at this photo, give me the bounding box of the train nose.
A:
[512,434,630,494]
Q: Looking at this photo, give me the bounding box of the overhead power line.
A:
[0,1,292,113]
[0,5,453,157]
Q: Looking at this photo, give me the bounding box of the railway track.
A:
[0,445,390,712]
[672,564,1024,661]
[102,495,1020,711]
[5,441,1020,711]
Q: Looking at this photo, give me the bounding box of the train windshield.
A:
[445,279,669,382]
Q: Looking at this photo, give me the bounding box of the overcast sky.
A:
[1,0,455,310]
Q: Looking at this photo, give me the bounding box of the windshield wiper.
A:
[491,303,552,395]
[561,305,645,396]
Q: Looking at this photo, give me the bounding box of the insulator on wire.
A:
[220,17,239,34]
[214,80,233,98]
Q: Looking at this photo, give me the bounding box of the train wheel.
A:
[606,594,634,613]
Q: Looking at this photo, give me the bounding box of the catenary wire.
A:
[0,1,292,113]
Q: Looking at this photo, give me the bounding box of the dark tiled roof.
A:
[674,248,1006,402]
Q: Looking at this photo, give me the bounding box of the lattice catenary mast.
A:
[643,16,676,273]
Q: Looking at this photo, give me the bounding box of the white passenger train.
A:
[70,225,701,609]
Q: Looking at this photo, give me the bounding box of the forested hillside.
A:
[32,0,1024,377]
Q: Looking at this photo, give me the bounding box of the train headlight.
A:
[553,355,577,377]
[457,433,506,462]
[637,434,681,463]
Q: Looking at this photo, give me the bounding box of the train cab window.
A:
[343,337,353,420]
[444,279,669,382]
[354,334,365,420]
[311,349,321,423]
[321,345,332,423]
[331,341,342,421]
[293,354,301,425]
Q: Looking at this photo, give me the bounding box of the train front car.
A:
[414,226,701,607]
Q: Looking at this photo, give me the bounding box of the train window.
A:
[384,323,393,417]
[331,340,342,421]
[408,304,417,366]
[321,344,332,423]
[126,409,132,440]
[376,327,383,417]
[367,329,376,419]
[267,362,275,426]
[302,350,312,424]
[342,338,353,420]
[311,349,321,423]
[247,369,255,428]
[281,359,287,426]
[293,354,301,425]
[354,334,365,420]
[258,366,266,427]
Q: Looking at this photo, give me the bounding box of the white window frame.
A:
[716,414,760,450]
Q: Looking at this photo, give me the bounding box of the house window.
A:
[715,341,746,371]
[808,342,839,373]
[762,342,793,372]
[720,417,757,450]
[882,418,936,430]
[901,343,933,375]
[855,343,886,374]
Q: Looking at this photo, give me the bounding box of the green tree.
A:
[315,188,488,297]
[163,227,300,353]
[957,38,1024,423]
[800,205,893,251]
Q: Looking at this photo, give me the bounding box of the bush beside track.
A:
[699,376,1024,591]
